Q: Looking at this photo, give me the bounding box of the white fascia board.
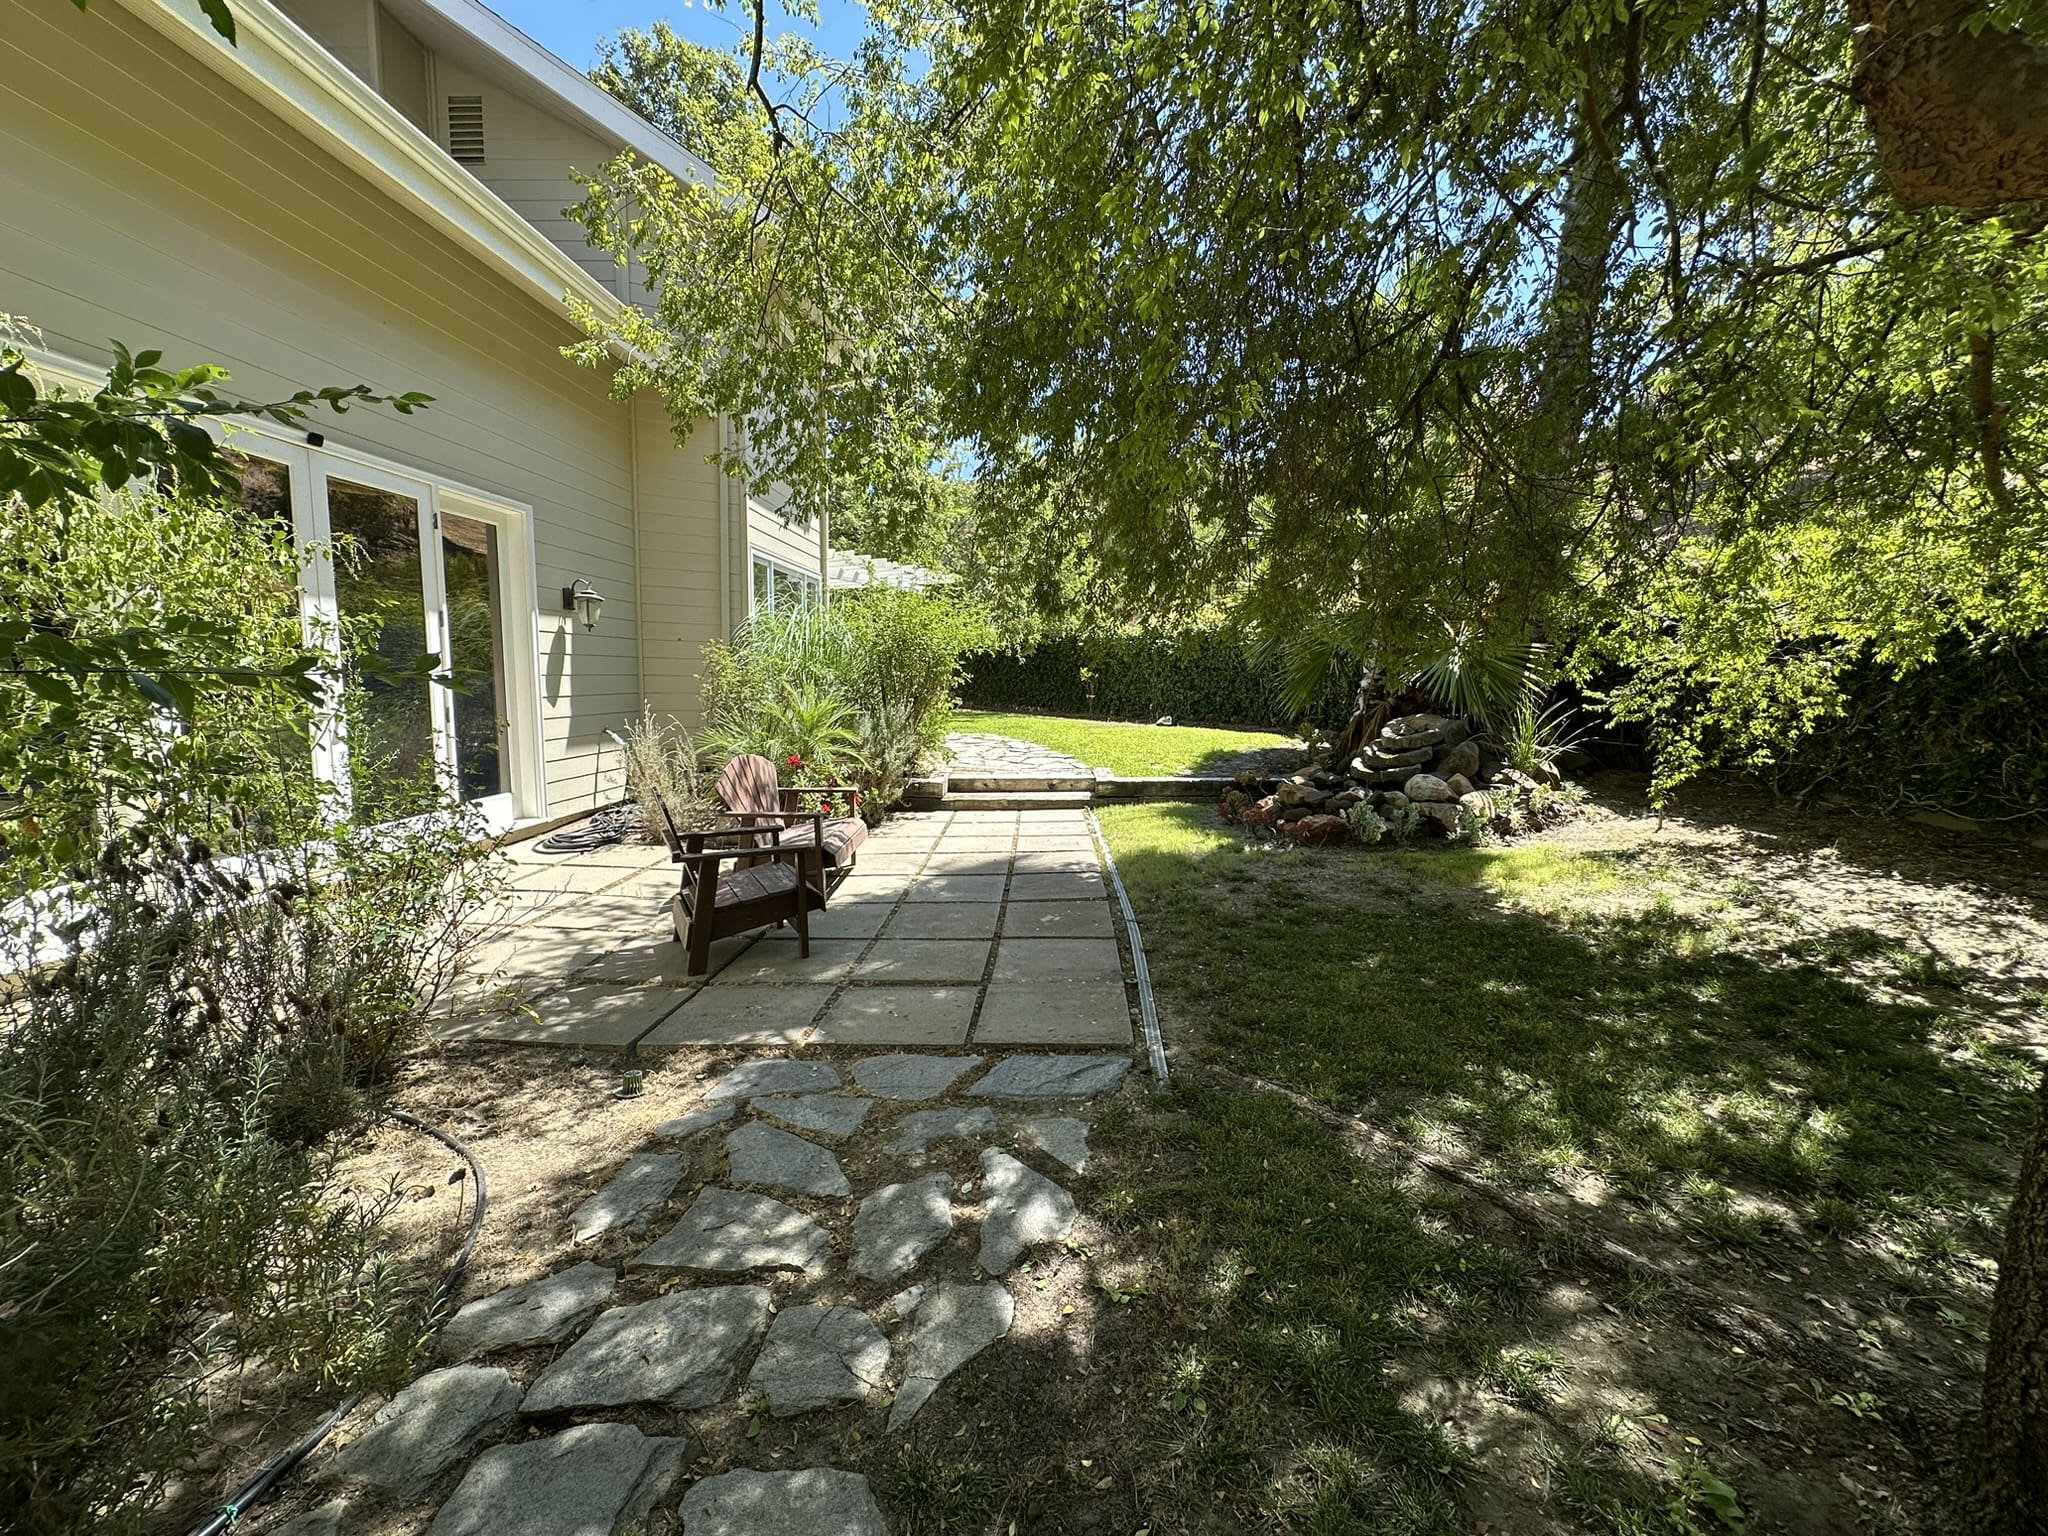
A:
[114,0,625,332]
[400,0,715,189]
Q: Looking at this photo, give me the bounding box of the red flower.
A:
[852,793,864,805]
[820,801,835,814]
[785,754,802,768]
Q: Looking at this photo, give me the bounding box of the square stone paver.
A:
[1012,849,1100,875]
[582,931,751,985]
[905,875,1006,904]
[992,938,1123,984]
[711,941,865,985]
[464,928,615,980]
[1007,872,1107,902]
[506,862,635,897]
[522,896,666,933]
[852,939,992,983]
[833,874,914,904]
[441,985,685,1047]
[1002,901,1115,939]
[1014,833,1098,852]
[882,903,1002,941]
[973,982,1131,1045]
[854,854,930,876]
[640,986,836,1046]
[938,835,1016,852]
[756,903,893,941]
[810,988,977,1045]
[922,851,1012,876]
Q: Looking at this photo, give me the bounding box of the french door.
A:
[231,440,517,826]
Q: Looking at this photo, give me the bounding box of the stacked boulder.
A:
[1221,713,1516,841]
[1348,713,1493,833]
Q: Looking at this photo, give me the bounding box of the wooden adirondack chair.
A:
[657,800,823,975]
[711,753,870,894]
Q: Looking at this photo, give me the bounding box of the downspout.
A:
[628,396,647,716]
[729,411,745,634]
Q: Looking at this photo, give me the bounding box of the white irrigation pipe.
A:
[1089,808,1168,1081]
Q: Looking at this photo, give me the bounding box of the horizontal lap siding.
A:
[0,0,643,816]
[436,60,625,300]
[635,397,728,730]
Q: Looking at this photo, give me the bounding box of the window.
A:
[750,555,820,616]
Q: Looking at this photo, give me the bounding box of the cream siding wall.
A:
[375,7,433,133]
[275,0,377,82]
[634,398,729,728]
[0,0,644,815]
[431,58,625,300]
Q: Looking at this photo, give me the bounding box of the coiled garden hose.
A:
[183,1109,488,1536]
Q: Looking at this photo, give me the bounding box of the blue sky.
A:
[483,0,871,72]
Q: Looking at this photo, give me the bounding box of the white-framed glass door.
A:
[224,437,530,827]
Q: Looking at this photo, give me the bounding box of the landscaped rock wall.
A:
[1218,713,1564,844]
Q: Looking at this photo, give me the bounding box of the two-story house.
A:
[0,0,829,831]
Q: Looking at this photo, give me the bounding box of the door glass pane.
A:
[225,451,319,785]
[328,476,433,817]
[441,511,506,801]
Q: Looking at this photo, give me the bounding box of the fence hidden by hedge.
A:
[959,631,1355,728]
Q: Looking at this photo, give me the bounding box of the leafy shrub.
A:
[701,588,989,818]
[0,346,497,1530]
[1346,802,1388,843]
[961,627,1356,728]
[619,701,709,841]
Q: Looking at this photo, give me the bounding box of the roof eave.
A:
[115,0,627,337]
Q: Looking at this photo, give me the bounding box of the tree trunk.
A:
[1978,1067,2048,1529]
[1851,0,2048,208]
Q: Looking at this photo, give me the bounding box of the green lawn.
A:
[1084,801,2023,1533]
[951,709,1295,776]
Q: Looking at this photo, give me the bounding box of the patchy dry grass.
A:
[1092,785,2047,1533]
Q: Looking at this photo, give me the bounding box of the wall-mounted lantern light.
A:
[563,577,605,631]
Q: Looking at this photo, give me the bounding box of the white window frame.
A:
[749,553,822,618]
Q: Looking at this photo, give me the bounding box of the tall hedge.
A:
[1780,630,2048,829]
[960,630,1355,727]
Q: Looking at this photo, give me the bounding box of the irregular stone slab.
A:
[889,1281,1015,1428]
[428,1421,685,1536]
[655,1102,738,1139]
[852,1053,982,1100]
[320,1364,518,1500]
[852,1174,953,1283]
[571,1153,684,1243]
[967,1054,1130,1100]
[706,1059,841,1101]
[727,1122,851,1198]
[638,1187,831,1274]
[1019,1115,1092,1173]
[888,1105,998,1155]
[271,1501,349,1536]
[753,1093,873,1139]
[681,1468,886,1536]
[979,1148,1077,1273]
[746,1305,890,1416]
[436,1261,615,1361]
[522,1286,771,1413]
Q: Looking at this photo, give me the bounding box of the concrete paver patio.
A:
[445,809,1135,1051]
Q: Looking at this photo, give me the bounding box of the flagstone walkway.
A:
[280,1048,1132,1536]
[442,807,1134,1052]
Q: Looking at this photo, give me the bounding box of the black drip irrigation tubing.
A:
[184,1110,488,1536]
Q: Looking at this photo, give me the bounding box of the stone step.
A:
[939,789,1096,811]
[946,772,1096,794]
[1094,775,1235,801]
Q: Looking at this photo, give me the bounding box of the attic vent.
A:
[446,96,485,166]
